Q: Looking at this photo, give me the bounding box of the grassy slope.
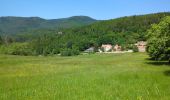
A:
[0,53,170,100]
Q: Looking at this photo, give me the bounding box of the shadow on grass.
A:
[164,70,170,76]
[145,57,170,66]
[145,58,170,76]
[146,61,170,66]
[145,58,154,61]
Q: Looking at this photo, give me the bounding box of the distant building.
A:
[126,50,133,53]
[101,44,113,52]
[113,44,122,51]
[84,47,94,53]
[57,32,63,35]
[135,41,147,52]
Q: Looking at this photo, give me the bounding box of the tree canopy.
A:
[1,12,170,56]
[147,16,170,62]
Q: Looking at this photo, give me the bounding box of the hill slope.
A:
[0,16,97,34]
[60,12,170,45]
[1,12,170,55]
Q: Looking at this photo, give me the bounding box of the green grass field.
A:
[0,53,170,100]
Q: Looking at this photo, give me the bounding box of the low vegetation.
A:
[0,53,170,100]
[0,43,32,56]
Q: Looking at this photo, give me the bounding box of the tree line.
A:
[0,12,170,62]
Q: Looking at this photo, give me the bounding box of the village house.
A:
[84,47,95,53]
[135,41,147,52]
[113,44,122,51]
[101,44,113,52]
[57,32,63,35]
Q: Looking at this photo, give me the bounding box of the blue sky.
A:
[0,0,170,20]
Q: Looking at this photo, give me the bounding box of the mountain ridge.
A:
[0,16,97,34]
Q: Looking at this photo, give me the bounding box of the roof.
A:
[84,47,94,52]
[101,44,112,48]
[135,41,147,46]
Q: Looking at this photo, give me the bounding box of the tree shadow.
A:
[145,58,170,66]
[164,70,170,76]
[146,61,170,66]
[145,58,170,76]
[145,58,154,61]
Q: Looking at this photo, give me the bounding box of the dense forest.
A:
[0,16,97,34]
[0,12,170,56]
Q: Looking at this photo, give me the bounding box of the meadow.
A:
[0,53,170,100]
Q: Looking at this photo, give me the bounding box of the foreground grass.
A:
[0,53,170,100]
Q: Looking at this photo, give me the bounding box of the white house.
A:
[101,44,113,52]
[135,41,147,52]
[84,47,94,53]
[113,44,122,51]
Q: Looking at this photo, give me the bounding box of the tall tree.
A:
[147,16,170,62]
[0,35,3,45]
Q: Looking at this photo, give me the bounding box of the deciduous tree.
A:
[147,16,170,62]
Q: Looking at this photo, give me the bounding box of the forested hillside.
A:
[56,12,170,50]
[0,16,97,34]
[0,12,170,56]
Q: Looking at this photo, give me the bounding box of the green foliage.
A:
[0,36,3,45]
[60,48,80,56]
[0,16,97,34]
[132,45,139,52]
[147,16,170,61]
[1,12,170,56]
[0,43,32,56]
[0,35,14,45]
[31,34,61,56]
[55,12,170,52]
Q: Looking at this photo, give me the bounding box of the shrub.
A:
[61,49,72,56]
[0,43,33,56]
[71,49,80,55]
[60,48,80,56]
[132,45,139,52]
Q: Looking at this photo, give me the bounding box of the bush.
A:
[0,45,7,54]
[60,49,80,56]
[132,45,139,52]
[0,43,33,56]
[71,49,80,55]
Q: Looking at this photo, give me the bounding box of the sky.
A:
[0,0,170,20]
